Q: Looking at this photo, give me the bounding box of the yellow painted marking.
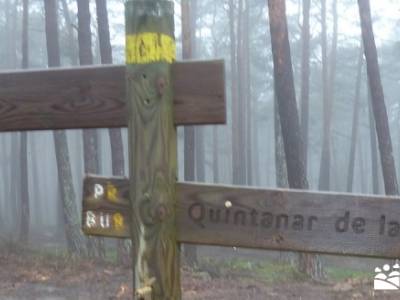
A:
[126,32,176,64]
[106,182,118,202]
[113,213,125,231]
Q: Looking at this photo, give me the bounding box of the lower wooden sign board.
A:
[82,175,400,259]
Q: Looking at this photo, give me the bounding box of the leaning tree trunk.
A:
[95,0,129,265]
[358,0,398,195]
[77,0,104,258]
[368,89,380,194]
[267,0,324,281]
[44,0,86,256]
[274,92,288,189]
[274,90,297,265]
[346,46,363,192]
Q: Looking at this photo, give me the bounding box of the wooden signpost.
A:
[0,0,400,299]
[83,175,400,259]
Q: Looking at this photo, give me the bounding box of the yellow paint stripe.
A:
[126,32,176,64]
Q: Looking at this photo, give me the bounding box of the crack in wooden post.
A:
[125,1,180,299]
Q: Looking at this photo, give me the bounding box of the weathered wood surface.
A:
[83,175,400,259]
[82,175,130,238]
[125,1,180,299]
[0,61,225,131]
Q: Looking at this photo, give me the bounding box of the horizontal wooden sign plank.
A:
[82,175,400,259]
[0,60,226,131]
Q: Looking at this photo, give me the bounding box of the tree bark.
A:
[358,132,367,193]
[346,46,363,192]
[230,0,246,185]
[77,0,103,258]
[1,135,11,232]
[267,0,324,281]
[358,0,398,195]
[44,0,86,255]
[95,0,128,264]
[274,92,288,188]
[10,133,20,231]
[300,0,310,176]
[368,89,380,194]
[181,0,198,268]
[60,0,78,65]
[19,131,29,243]
[77,0,93,65]
[19,0,30,244]
[244,0,253,185]
[319,0,337,191]
[5,0,18,68]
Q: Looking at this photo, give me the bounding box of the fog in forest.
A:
[0,0,400,299]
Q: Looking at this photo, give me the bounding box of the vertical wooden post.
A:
[125,1,180,299]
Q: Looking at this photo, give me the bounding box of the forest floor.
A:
[0,245,399,300]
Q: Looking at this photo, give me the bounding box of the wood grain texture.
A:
[172,60,225,125]
[126,1,181,299]
[0,61,225,131]
[83,175,400,259]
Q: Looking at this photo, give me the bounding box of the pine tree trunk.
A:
[346,46,363,192]
[19,132,29,243]
[244,0,253,185]
[29,135,43,228]
[212,127,219,183]
[44,0,86,256]
[5,0,18,68]
[1,135,11,232]
[77,0,104,258]
[230,0,245,185]
[358,133,366,193]
[267,0,324,281]
[358,0,398,195]
[300,0,310,176]
[60,0,78,65]
[368,91,379,194]
[19,0,30,244]
[95,0,128,264]
[181,0,198,268]
[274,93,288,189]
[10,133,20,231]
[319,0,337,191]
[210,1,221,184]
[195,130,205,181]
[274,91,297,265]
[54,131,87,255]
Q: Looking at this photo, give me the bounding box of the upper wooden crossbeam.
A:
[0,60,226,131]
[83,175,400,259]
